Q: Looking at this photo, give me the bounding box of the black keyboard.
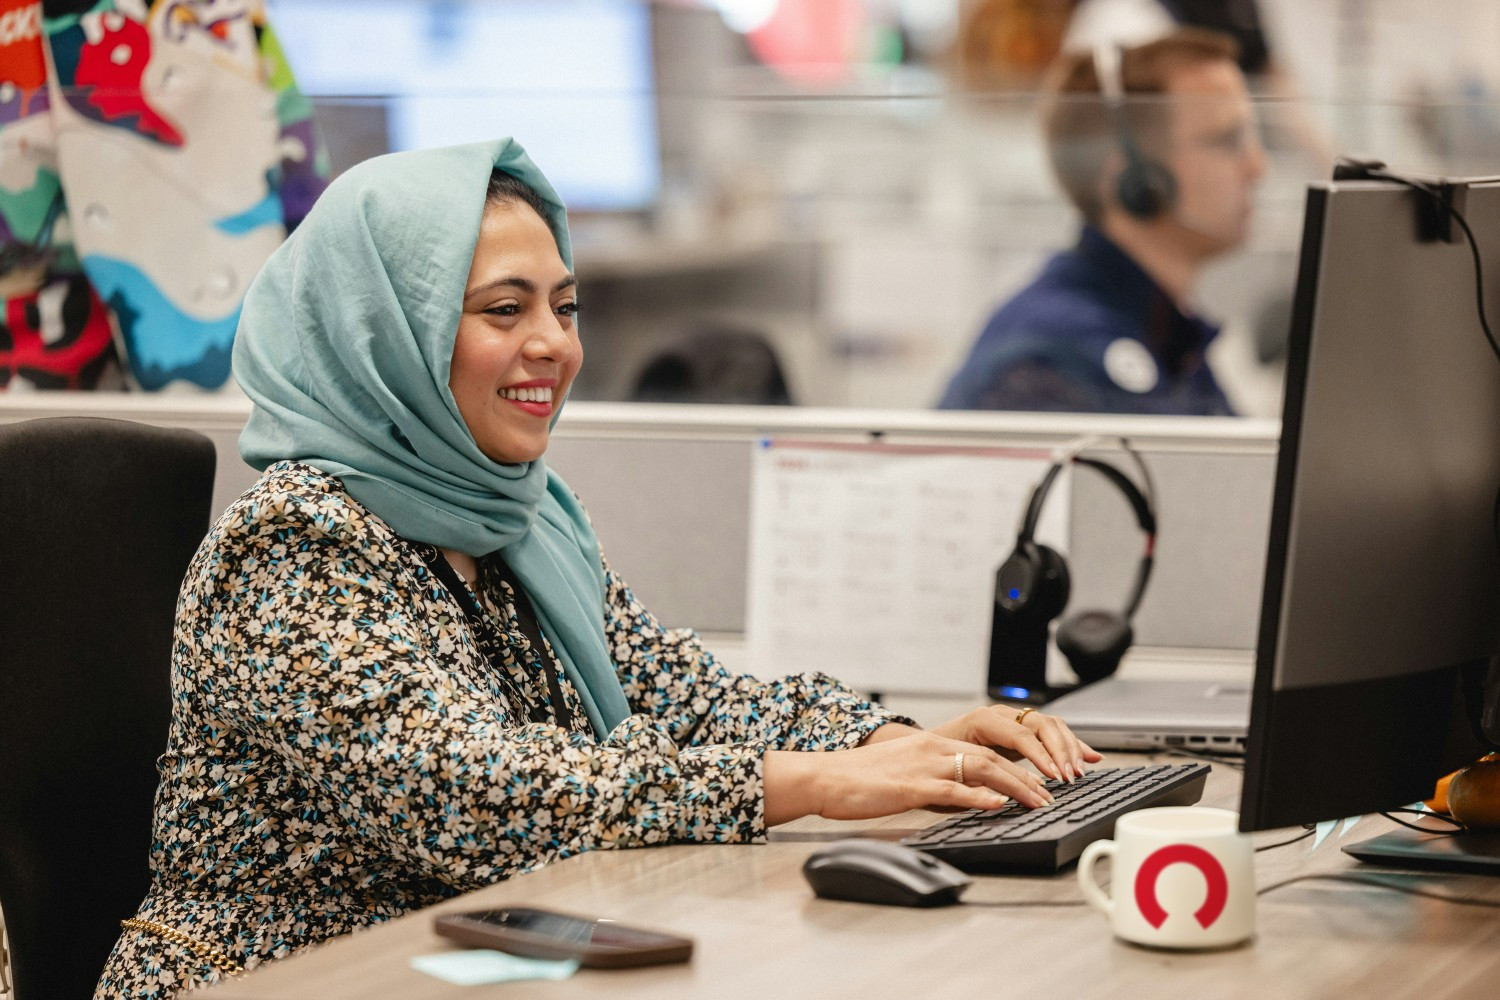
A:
[901,763,1211,873]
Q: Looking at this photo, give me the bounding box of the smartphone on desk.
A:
[432,907,694,968]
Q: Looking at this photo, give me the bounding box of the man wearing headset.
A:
[939,28,1266,415]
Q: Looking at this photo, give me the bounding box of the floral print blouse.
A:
[95,462,907,997]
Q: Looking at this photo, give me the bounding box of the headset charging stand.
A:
[986,441,1158,707]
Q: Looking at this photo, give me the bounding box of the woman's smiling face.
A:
[449,198,581,465]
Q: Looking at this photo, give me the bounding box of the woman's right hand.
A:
[762,732,1055,827]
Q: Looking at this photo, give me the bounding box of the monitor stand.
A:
[1343,826,1500,875]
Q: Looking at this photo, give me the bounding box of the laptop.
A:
[1042,677,1251,754]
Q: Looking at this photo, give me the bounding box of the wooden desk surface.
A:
[208,757,1500,1000]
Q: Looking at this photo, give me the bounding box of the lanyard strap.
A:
[415,543,577,732]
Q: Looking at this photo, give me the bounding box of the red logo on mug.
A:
[1133,844,1229,929]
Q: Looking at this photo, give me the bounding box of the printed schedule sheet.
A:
[746,438,1068,695]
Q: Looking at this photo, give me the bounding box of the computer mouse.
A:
[802,839,972,907]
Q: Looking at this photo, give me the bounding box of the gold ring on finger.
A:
[1015,706,1037,725]
[953,752,966,785]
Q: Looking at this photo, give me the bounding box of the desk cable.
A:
[1359,170,1499,365]
[1376,808,1465,836]
[1254,827,1315,852]
[1355,164,1500,555]
[1249,810,1463,853]
[1254,872,1500,908]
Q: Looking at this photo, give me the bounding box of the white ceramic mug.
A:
[1076,806,1255,950]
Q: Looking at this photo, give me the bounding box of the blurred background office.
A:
[2,0,1499,417]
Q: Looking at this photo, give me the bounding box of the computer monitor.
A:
[267,0,661,213]
[1239,171,1500,870]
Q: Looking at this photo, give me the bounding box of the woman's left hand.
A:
[929,706,1102,782]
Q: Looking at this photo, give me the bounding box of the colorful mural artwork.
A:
[0,271,117,388]
[51,11,187,145]
[0,0,328,390]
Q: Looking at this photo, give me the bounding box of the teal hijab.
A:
[234,138,631,737]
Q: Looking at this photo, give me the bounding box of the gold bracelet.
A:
[119,918,245,977]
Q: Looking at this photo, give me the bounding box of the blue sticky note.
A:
[411,950,581,985]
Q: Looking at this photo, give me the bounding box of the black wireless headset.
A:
[986,438,1157,703]
[1094,43,1177,220]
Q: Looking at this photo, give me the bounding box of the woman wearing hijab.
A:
[96,140,1098,996]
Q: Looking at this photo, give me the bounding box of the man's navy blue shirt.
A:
[939,227,1235,415]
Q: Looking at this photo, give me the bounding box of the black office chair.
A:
[629,328,795,406]
[0,417,215,1000]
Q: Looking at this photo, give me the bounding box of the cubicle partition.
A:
[0,396,1278,694]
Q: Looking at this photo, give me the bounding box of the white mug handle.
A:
[1076,839,1117,916]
